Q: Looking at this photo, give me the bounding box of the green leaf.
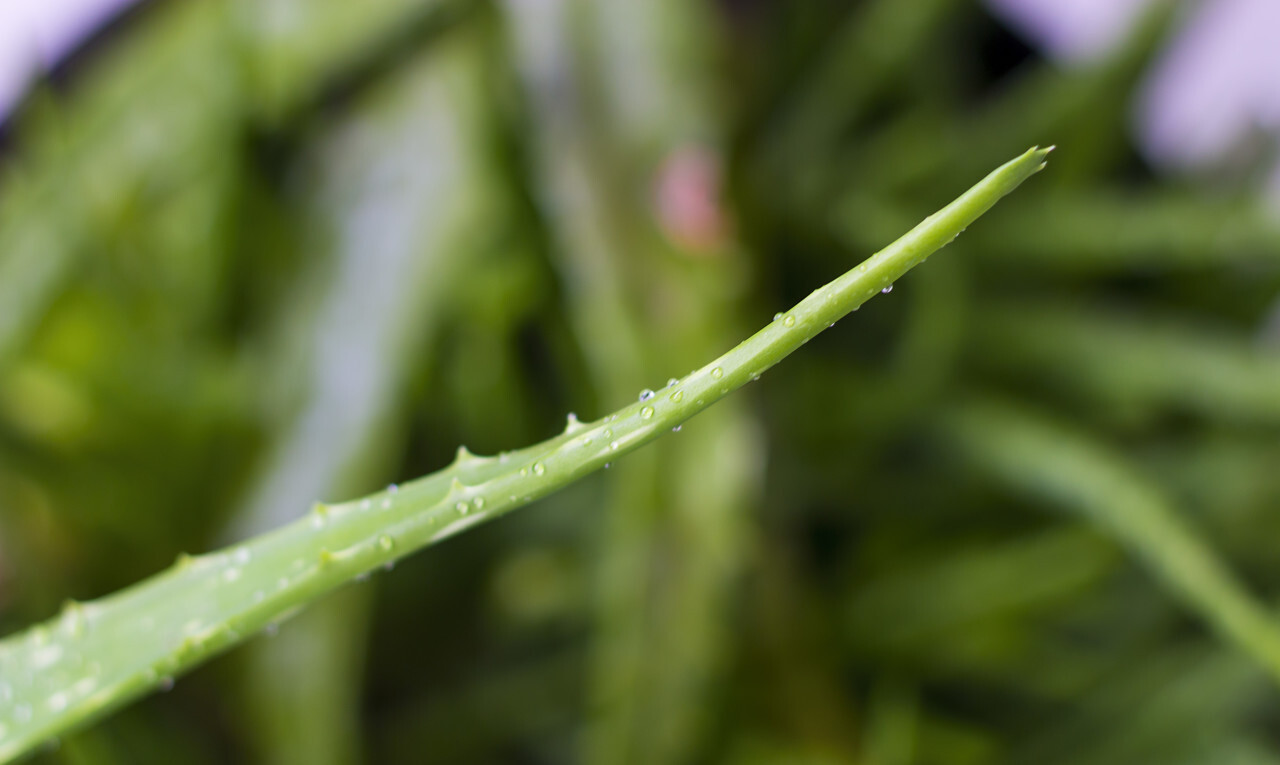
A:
[943,398,1280,683]
[0,147,1049,762]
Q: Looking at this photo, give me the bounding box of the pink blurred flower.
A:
[653,145,730,255]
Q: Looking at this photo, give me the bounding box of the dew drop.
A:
[609,441,619,450]
[672,425,682,432]
[473,497,485,511]
[60,602,84,637]
[532,462,546,476]
[158,677,174,692]
[456,501,470,515]
[48,693,67,712]
[603,463,612,469]
[387,484,399,494]
[232,547,251,565]
[881,284,893,294]
[783,315,796,327]
[670,389,684,402]
[858,263,868,272]
[640,406,655,420]
[380,498,391,510]
[377,535,394,552]
[773,312,783,321]
[666,378,679,387]
[639,389,655,402]
[603,428,613,438]
[361,499,372,511]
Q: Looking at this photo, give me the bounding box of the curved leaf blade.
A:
[0,147,1049,762]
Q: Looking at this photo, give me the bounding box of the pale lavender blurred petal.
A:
[0,0,137,119]
[1138,0,1280,167]
[984,0,1155,63]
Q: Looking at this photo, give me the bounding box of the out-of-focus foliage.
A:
[0,1,1278,764]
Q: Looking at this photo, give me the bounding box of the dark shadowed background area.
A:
[3,0,1280,763]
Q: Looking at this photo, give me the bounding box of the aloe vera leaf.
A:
[942,398,1280,683]
[847,527,1115,649]
[1015,644,1263,765]
[963,190,1280,272]
[0,147,1048,762]
[971,300,1280,424]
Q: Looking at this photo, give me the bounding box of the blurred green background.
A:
[3,0,1280,762]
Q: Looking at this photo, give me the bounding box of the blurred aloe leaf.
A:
[944,398,1280,681]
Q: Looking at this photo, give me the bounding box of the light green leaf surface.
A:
[0,147,1049,762]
